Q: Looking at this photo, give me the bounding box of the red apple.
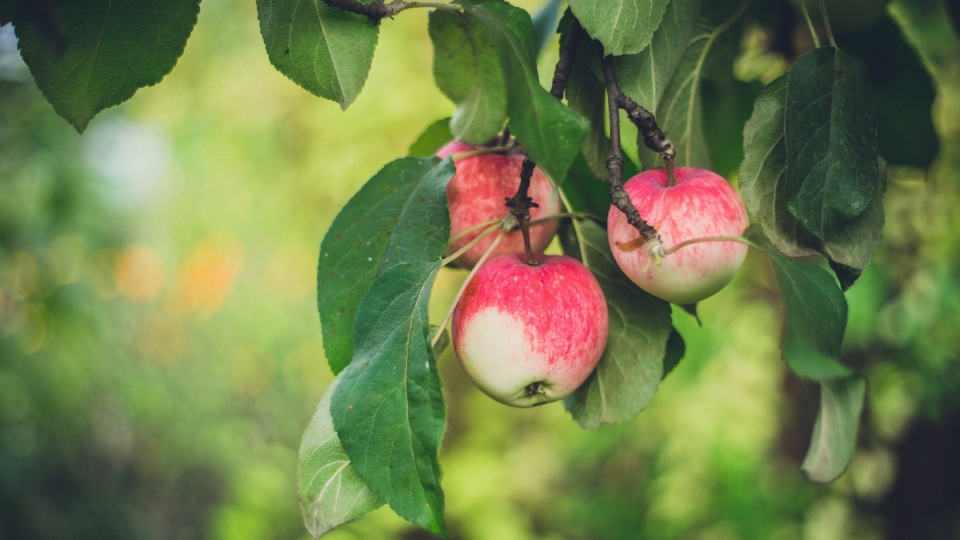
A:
[607,167,749,305]
[437,141,560,268]
[451,253,608,407]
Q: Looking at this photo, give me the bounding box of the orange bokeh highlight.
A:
[115,245,165,302]
[166,232,245,315]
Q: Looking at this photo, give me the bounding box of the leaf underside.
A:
[298,374,383,539]
[9,0,201,132]
[802,375,867,484]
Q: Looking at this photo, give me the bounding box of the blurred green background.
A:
[2,0,960,539]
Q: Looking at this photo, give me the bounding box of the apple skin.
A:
[607,167,749,305]
[451,253,608,407]
[437,141,560,268]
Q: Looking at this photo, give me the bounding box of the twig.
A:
[442,223,502,266]
[662,235,758,255]
[798,0,821,48]
[599,55,676,185]
[551,18,584,99]
[504,18,584,265]
[817,0,836,48]
[600,53,664,259]
[322,0,460,21]
[504,159,539,264]
[450,218,501,243]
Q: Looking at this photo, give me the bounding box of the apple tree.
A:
[0,0,905,536]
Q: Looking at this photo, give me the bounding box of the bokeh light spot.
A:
[46,234,87,285]
[14,302,51,354]
[7,251,39,300]
[167,232,245,315]
[116,245,165,302]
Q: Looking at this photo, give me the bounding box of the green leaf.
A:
[662,327,685,379]
[615,0,701,113]
[298,374,383,538]
[802,375,866,484]
[784,47,879,239]
[740,75,820,258]
[257,0,379,110]
[409,118,454,157]
[636,20,714,170]
[561,220,673,429]
[568,0,670,56]
[748,229,852,381]
[429,10,507,144]
[317,157,455,375]
[331,262,448,536]
[559,152,612,217]
[7,0,200,132]
[565,38,609,181]
[531,0,562,54]
[819,159,886,289]
[468,2,588,182]
[430,324,451,357]
[740,76,885,287]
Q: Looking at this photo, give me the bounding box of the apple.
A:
[451,253,608,407]
[437,141,561,268]
[607,167,749,305]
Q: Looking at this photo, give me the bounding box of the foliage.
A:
[3,0,958,538]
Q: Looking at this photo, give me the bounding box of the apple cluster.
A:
[439,142,748,408]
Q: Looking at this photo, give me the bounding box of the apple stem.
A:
[503,20,584,267]
[504,159,539,266]
[431,231,506,349]
[663,235,759,256]
[600,53,664,257]
[442,223,502,266]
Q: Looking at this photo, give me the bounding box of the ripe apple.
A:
[451,253,608,407]
[607,167,749,305]
[437,141,560,268]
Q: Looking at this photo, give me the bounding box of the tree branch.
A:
[551,18,584,99]
[505,17,584,265]
[321,0,460,21]
[599,55,677,185]
[600,53,664,257]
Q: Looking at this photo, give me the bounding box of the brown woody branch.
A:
[600,53,664,255]
[599,55,677,185]
[321,0,460,21]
